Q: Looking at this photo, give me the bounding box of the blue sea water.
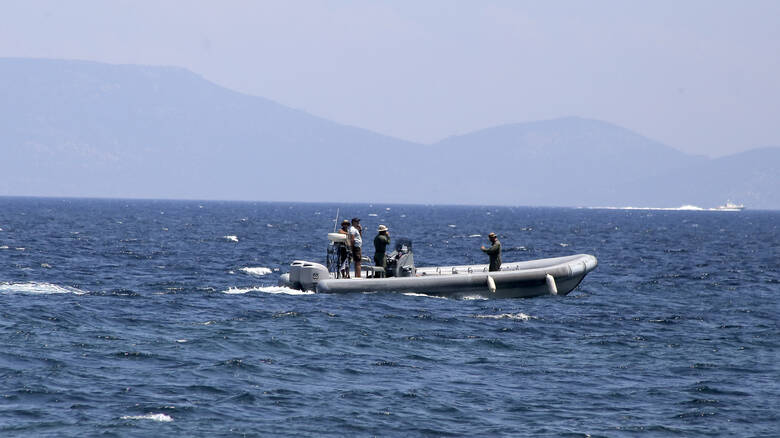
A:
[0,197,777,437]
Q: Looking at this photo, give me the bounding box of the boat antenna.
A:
[333,208,339,232]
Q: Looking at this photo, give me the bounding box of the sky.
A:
[1,0,779,157]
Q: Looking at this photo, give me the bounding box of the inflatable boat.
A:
[278,234,598,299]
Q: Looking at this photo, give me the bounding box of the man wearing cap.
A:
[481,232,502,272]
[373,225,390,273]
[337,219,351,278]
[349,218,363,278]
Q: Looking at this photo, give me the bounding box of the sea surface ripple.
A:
[0,198,777,437]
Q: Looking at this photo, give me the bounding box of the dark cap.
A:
[351,217,360,223]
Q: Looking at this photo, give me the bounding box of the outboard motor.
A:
[287,260,307,289]
[386,238,415,277]
[298,262,329,291]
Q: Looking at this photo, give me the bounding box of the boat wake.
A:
[222,285,313,295]
[240,267,272,276]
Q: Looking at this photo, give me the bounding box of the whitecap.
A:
[559,243,570,247]
[240,267,272,276]
[121,413,173,422]
[448,224,457,228]
[468,234,482,238]
[0,245,8,250]
[223,235,239,242]
[368,213,378,217]
[0,282,87,295]
[475,313,533,320]
[223,286,313,295]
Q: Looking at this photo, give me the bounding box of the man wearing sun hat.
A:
[373,224,391,272]
[481,232,501,272]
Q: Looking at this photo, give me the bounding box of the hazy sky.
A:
[2,0,778,157]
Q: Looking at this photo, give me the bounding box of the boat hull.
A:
[314,254,598,299]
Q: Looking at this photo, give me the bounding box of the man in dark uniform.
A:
[373,225,390,272]
[481,232,501,272]
[337,219,351,278]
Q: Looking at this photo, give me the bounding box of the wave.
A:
[240,267,272,276]
[585,205,705,211]
[222,286,313,295]
[461,295,489,301]
[401,292,447,299]
[120,413,173,422]
[0,282,87,295]
[475,313,534,320]
[222,235,239,242]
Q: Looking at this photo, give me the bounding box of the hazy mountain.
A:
[416,118,705,206]
[0,58,418,202]
[1,58,777,209]
[418,120,779,208]
[621,147,780,208]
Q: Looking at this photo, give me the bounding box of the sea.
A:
[0,197,777,437]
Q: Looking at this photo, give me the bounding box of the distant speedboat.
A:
[713,201,744,211]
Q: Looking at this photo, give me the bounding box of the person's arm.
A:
[482,242,499,254]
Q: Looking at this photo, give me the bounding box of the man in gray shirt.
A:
[349,218,363,278]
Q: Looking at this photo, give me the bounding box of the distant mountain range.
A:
[1,58,778,209]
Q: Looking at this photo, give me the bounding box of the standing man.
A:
[349,217,363,278]
[373,225,390,274]
[337,219,351,278]
[481,232,502,272]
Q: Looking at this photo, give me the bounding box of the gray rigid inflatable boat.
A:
[318,254,598,299]
[279,235,597,299]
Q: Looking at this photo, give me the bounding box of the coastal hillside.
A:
[0,58,418,202]
[1,58,777,208]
